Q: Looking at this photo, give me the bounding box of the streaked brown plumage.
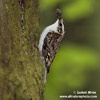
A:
[42,31,64,73]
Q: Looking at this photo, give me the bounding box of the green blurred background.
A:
[40,0,100,100]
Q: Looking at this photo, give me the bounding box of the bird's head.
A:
[56,9,64,34]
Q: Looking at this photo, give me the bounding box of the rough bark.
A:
[0,0,44,100]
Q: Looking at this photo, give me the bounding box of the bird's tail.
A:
[43,67,47,83]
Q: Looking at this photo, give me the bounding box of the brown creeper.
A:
[38,9,65,83]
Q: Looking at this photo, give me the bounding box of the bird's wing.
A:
[42,31,64,73]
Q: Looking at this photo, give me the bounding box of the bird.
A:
[38,9,65,83]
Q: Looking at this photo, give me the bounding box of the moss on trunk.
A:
[0,0,44,100]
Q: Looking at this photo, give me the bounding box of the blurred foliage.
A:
[62,0,95,21]
[40,0,100,100]
[40,0,96,21]
[44,43,99,100]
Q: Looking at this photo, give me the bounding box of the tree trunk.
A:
[0,0,44,100]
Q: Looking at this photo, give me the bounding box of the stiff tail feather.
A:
[43,67,47,83]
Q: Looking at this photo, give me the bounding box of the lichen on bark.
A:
[0,0,44,100]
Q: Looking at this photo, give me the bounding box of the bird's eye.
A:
[59,23,62,26]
